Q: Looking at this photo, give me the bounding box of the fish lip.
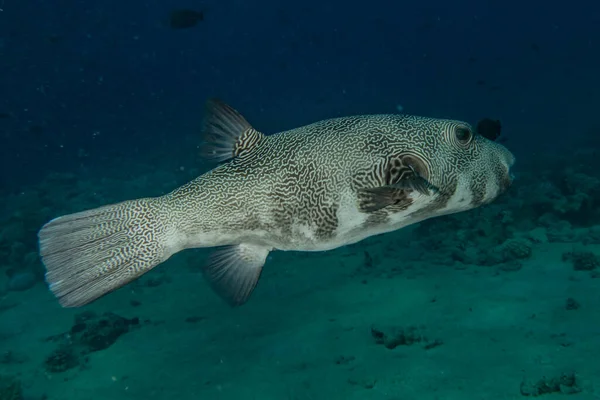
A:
[507,153,516,169]
[508,161,516,186]
[503,169,516,192]
[502,148,516,186]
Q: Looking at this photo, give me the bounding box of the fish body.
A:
[38,100,515,307]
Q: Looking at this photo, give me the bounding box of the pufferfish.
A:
[38,100,515,307]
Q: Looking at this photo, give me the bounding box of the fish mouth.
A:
[500,152,516,192]
[493,141,515,188]
[506,151,516,170]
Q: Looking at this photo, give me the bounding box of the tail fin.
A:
[38,198,178,307]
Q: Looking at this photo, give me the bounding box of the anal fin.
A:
[203,243,271,306]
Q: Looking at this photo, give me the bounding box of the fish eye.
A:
[454,126,473,145]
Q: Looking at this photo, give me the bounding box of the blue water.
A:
[1,1,600,399]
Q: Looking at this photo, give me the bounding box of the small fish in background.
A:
[47,34,64,44]
[169,9,204,29]
[476,118,504,142]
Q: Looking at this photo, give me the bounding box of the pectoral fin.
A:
[358,173,438,213]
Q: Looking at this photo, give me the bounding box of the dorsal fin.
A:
[202,99,265,162]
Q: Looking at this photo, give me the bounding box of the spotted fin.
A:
[203,244,270,306]
[358,174,438,213]
[202,99,265,162]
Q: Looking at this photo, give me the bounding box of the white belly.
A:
[184,189,436,253]
[272,190,434,252]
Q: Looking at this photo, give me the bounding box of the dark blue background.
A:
[1,0,599,191]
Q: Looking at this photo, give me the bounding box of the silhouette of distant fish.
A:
[169,9,204,29]
[476,118,502,142]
